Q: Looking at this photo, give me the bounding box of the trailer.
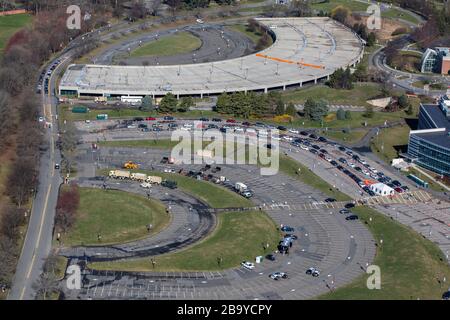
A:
[146,176,163,184]
[131,173,148,182]
[109,170,131,179]
[235,182,248,193]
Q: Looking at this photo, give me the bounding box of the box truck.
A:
[109,170,131,179]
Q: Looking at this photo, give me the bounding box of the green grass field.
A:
[370,124,410,163]
[89,210,280,272]
[282,84,382,108]
[61,188,170,246]
[228,24,272,47]
[279,155,351,201]
[101,168,252,209]
[321,128,369,144]
[0,13,32,54]
[130,32,202,58]
[319,206,450,300]
[402,167,447,193]
[311,0,369,12]
[310,0,419,24]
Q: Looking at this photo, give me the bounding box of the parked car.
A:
[241,261,255,270]
[392,180,402,187]
[281,226,295,232]
[269,272,288,280]
[346,215,359,221]
[345,203,356,209]
[325,198,336,203]
[394,187,404,193]
[306,267,320,277]
[339,209,350,214]
[266,254,276,261]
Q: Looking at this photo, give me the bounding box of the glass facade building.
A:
[407,103,450,177]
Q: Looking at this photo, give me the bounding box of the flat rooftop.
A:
[59,17,364,97]
[413,104,450,149]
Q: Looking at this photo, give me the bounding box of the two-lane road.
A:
[7,60,65,300]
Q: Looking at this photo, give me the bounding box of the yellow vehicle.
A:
[123,161,139,169]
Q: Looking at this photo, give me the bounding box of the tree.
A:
[55,185,80,233]
[6,160,37,207]
[178,97,194,112]
[331,6,350,25]
[275,100,285,115]
[367,32,376,46]
[364,105,374,118]
[405,103,414,115]
[158,93,177,113]
[336,108,346,120]
[329,67,354,90]
[216,92,233,114]
[398,94,409,109]
[285,102,297,117]
[141,95,154,111]
[304,98,329,122]
[345,110,352,120]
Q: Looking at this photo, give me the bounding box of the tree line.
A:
[0,5,109,292]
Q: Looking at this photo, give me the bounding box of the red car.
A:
[146,117,157,121]
[394,187,404,193]
[226,119,236,123]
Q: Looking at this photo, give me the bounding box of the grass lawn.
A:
[282,109,409,130]
[101,167,252,209]
[311,0,369,12]
[403,167,447,193]
[319,206,450,300]
[321,128,369,144]
[279,155,351,201]
[89,210,280,272]
[282,83,383,108]
[129,31,201,58]
[228,24,272,46]
[382,8,420,25]
[370,124,410,163]
[62,188,170,246]
[0,13,32,54]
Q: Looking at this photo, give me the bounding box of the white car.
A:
[282,135,293,141]
[300,144,309,151]
[369,167,378,174]
[180,126,191,131]
[271,135,281,141]
[196,18,204,24]
[325,156,332,162]
[289,129,299,134]
[306,267,320,277]
[38,116,45,122]
[349,162,356,168]
[140,182,152,189]
[164,168,175,173]
[269,272,288,280]
[362,169,370,176]
[241,261,255,270]
[258,130,268,137]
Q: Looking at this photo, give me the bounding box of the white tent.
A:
[369,183,395,196]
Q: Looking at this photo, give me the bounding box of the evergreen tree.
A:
[286,102,297,117]
[336,107,345,120]
[158,93,177,113]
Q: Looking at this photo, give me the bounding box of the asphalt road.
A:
[97,24,256,66]
[8,58,65,300]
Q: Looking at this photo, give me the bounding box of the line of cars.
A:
[36,58,62,94]
[287,133,410,196]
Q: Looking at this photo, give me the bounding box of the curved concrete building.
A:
[59,17,364,98]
